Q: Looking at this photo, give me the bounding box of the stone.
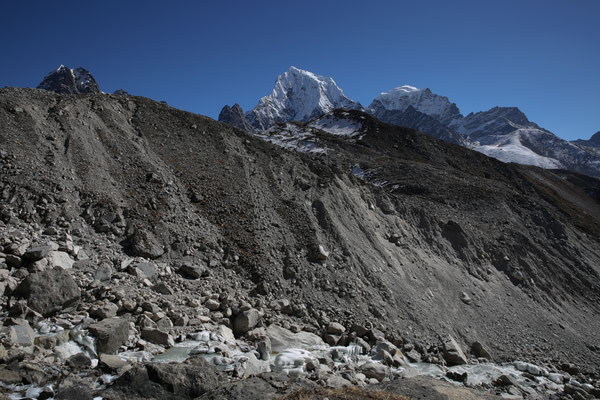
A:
[406,349,422,363]
[359,362,388,382]
[141,328,174,347]
[446,370,468,382]
[131,229,164,259]
[152,282,173,295]
[327,322,346,335]
[94,264,113,281]
[67,352,92,368]
[89,318,130,354]
[266,324,325,352]
[179,263,205,279]
[90,302,119,319]
[460,291,472,305]
[217,325,235,342]
[128,261,157,280]
[442,335,468,365]
[145,357,222,398]
[99,354,129,371]
[15,268,80,317]
[47,251,74,270]
[23,245,52,261]
[257,337,271,360]
[232,308,260,336]
[205,299,220,310]
[471,341,492,360]
[8,322,35,347]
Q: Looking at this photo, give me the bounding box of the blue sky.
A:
[1,0,598,140]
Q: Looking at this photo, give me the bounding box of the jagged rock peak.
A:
[245,66,363,131]
[37,65,101,94]
[368,85,462,126]
[218,103,254,132]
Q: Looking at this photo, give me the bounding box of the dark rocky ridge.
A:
[218,103,254,132]
[37,65,101,94]
[1,88,600,397]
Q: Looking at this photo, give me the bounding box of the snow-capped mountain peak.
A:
[367,85,462,126]
[37,65,101,94]
[245,66,363,131]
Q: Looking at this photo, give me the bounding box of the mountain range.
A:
[219,66,600,178]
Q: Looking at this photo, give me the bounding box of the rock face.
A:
[245,66,363,130]
[15,268,80,317]
[37,65,101,94]
[89,318,130,354]
[131,230,164,259]
[218,104,254,132]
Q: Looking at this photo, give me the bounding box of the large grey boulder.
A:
[131,230,164,259]
[89,318,130,354]
[266,324,325,352]
[442,335,468,365]
[15,267,80,317]
[145,357,223,398]
[232,309,260,336]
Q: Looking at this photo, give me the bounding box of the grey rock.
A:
[205,299,221,311]
[179,263,205,279]
[145,357,222,398]
[90,302,119,319]
[152,282,174,295]
[23,245,52,261]
[94,264,113,281]
[359,362,388,382]
[471,341,492,360]
[131,230,164,259]
[327,322,346,335]
[266,325,325,352]
[8,322,35,347]
[232,308,260,336]
[89,318,130,354]
[128,261,157,280]
[47,251,74,270]
[141,328,174,347]
[15,268,80,317]
[442,335,468,365]
[257,337,271,361]
[218,104,255,132]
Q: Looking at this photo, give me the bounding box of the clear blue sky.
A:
[1,0,598,140]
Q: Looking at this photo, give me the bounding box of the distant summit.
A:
[218,104,254,132]
[37,65,101,94]
[245,66,363,131]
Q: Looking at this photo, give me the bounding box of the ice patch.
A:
[309,114,362,137]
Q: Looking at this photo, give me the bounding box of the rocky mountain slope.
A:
[1,86,600,398]
[220,68,600,179]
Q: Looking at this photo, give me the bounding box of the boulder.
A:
[359,362,388,381]
[145,357,222,398]
[179,263,205,279]
[327,322,346,335]
[232,308,260,336]
[15,268,80,317]
[266,324,325,352]
[471,341,492,360]
[89,318,130,354]
[442,335,468,365]
[128,261,157,280]
[23,245,52,261]
[131,230,164,259]
[8,322,35,347]
[47,251,74,270]
[141,328,174,347]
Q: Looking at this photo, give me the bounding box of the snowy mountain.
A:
[245,66,363,131]
[368,85,462,126]
[37,65,101,94]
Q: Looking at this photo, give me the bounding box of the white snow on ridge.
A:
[472,131,564,169]
[255,123,326,154]
[308,113,362,137]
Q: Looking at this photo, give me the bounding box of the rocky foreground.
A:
[1,88,600,399]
